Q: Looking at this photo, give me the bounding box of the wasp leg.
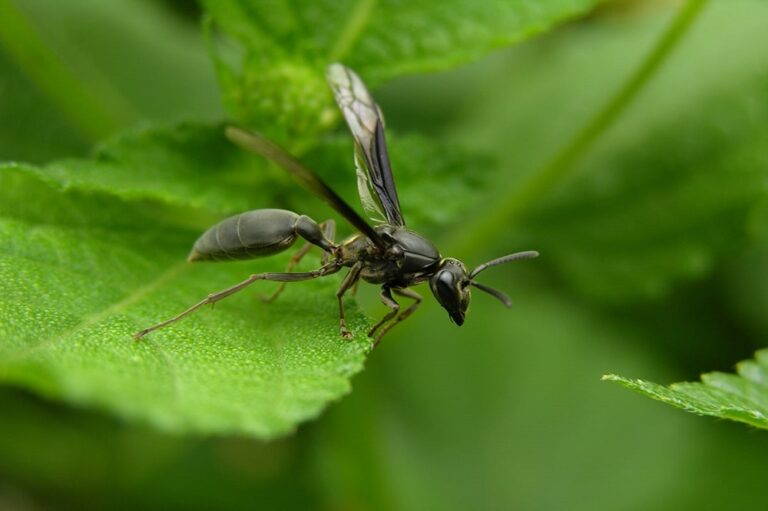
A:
[368,287,399,337]
[373,288,422,348]
[336,262,362,339]
[262,220,337,303]
[350,279,360,297]
[133,262,341,340]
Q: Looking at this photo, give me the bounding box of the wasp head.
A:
[430,258,471,326]
[430,251,540,327]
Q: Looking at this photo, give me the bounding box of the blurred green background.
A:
[2,0,768,509]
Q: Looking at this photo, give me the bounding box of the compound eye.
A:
[438,270,454,289]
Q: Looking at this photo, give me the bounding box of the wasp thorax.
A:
[429,258,471,326]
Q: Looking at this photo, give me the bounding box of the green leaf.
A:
[0,388,314,509]
[0,164,371,438]
[454,2,768,302]
[0,115,485,437]
[604,349,768,430]
[16,121,489,235]
[29,122,271,218]
[0,0,222,151]
[524,77,768,301]
[200,0,603,143]
[0,49,89,162]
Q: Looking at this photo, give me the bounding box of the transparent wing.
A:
[327,63,405,226]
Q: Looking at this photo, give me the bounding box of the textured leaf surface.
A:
[0,118,487,437]
[0,163,370,437]
[32,123,269,217]
[604,349,768,430]
[200,0,602,142]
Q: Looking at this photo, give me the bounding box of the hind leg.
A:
[262,219,336,303]
[134,261,341,340]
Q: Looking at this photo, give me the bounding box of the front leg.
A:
[368,287,399,337]
[373,288,422,348]
[336,262,362,339]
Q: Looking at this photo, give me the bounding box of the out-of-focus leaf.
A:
[524,75,768,301]
[0,50,89,162]
[605,349,768,430]
[0,0,222,162]
[26,123,269,218]
[0,163,370,438]
[0,389,315,510]
[200,0,603,143]
[725,244,768,340]
[453,2,768,302]
[15,0,222,122]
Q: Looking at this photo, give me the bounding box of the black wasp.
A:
[134,64,538,346]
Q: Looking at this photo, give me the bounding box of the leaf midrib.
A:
[328,0,377,62]
[2,260,190,363]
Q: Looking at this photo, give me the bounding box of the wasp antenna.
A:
[469,251,539,279]
[470,282,513,308]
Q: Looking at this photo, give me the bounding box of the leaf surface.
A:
[0,117,488,437]
[604,349,768,430]
[0,164,370,437]
[200,0,603,142]
[15,122,489,235]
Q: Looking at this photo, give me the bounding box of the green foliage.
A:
[5,0,768,509]
[0,0,221,160]
[0,113,489,435]
[0,166,370,437]
[0,0,564,437]
[453,1,768,303]
[34,123,269,217]
[604,349,768,430]
[0,0,768,511]
[518,3,768,302]
[201,0,603,143]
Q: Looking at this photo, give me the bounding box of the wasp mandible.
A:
[134,64,538,346]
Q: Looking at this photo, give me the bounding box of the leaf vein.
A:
[3,261,191,363]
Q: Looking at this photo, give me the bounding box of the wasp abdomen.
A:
[188,209,308,262]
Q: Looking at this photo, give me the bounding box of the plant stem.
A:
[0,0,135,142]
[328,0,377,62]
[447,0,709,258]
